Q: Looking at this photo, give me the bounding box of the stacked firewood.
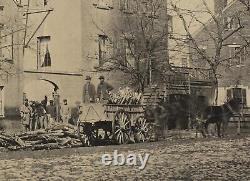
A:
[0,123,82,151]
[108,87,142,105]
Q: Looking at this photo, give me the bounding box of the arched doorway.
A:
[23,79,59,102]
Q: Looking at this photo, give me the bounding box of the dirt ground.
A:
[1,119,250,180]
[0,135,249,180]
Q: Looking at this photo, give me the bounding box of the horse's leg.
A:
[201,122,208,138]
[200,122,206,138]
[34,116,37,130]
[222,118,229,137]
[29,117,32,131]
[205,122,209,137]
[217,122,221,137]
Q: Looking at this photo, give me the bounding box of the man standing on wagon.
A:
[82,75,96,103]
[96,75,113,103]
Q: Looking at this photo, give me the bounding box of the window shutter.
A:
[119,0,125,10]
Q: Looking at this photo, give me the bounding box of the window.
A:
[195,47,207,67]
[139,1,149,14]
[229,45,246,66]
[227,88,247,106]
[44,0,48,6]
[0,86,4,117]
[224,16,240,30]
[0,28,13,62]
[119,0,134,14]
[93,0,113,10]
[98,34,112,66]
[120,37,135,67]
[181,57,188,67]
[168,15,173,34]
[37,36,51,68]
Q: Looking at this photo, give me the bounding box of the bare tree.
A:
[0,4,23,81]
[92,0,169,92]
[170,0,250,105]
[238,0,250,11]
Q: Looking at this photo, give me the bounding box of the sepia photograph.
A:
[0,0,250,180]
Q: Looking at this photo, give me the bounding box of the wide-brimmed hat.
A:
[85,75,91,80]
[99,75,105,79]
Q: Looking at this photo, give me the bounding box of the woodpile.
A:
[0,123,82,151]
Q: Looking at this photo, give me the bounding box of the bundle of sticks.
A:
[108,87,142,105]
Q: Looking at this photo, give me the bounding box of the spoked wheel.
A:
[134,116,151,143]
[77,122,96,146]
[113,110,131,144]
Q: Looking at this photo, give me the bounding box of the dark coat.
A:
[46,105,56,118]
[83,83,96,103]
[97,82,113,100]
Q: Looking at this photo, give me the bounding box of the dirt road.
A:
[0,136,249,180]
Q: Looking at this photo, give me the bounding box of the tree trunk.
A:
[213,78,219,105]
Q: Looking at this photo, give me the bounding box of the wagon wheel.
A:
[113,110,131,144]
[77,122,96,146]
[134,116,152,142]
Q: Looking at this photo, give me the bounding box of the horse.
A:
[201,98,241,137]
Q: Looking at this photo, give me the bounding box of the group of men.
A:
[83,75,114,103]
[19,75,113,132]
[19,98,57,132]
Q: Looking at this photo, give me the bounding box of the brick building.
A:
[192,0,250,106]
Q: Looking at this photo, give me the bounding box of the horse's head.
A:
[226,98,241,113]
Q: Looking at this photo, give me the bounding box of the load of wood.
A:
[108,87,142,105]
[0,123,83,151]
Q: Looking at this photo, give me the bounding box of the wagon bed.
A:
[77,103,155,146]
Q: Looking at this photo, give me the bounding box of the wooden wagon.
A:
[77,103,155,146]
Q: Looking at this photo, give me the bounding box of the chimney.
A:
[214,0,228,14]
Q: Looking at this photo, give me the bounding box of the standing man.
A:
[46,100,56,127]
[96,75,114,103]
[19,99,33,132]
[36,103,47,129]
[52,88,60,122]
[82,75,96,103]
[60,99,71,124]
[71,101,82,126]
[41,95,48,111]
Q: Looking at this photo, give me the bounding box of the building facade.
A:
[192,0,250,106]
[0,0,23,117]
[0,0,170,118]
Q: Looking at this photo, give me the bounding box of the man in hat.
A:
[83,75,96,103]
[97,75,113,103]
[19,98,33,132]
[52,88,60,122]
[46,100,56,127]
[60,99,71,124]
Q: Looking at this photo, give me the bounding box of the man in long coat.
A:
[19,99,33,132]
[82,76,96,103]
[96,75,113,103]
